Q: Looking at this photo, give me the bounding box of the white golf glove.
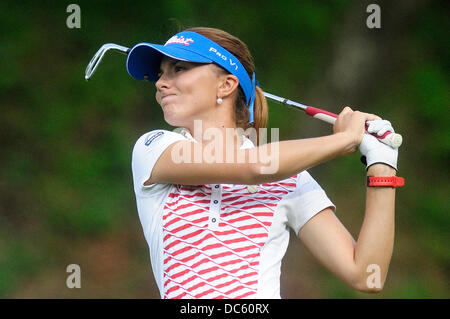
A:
[359,120,398,170]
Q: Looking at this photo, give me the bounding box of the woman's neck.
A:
[183,121,245,148]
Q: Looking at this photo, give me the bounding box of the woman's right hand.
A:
[333,106,381,155]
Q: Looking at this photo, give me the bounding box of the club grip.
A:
[305,107,403,148]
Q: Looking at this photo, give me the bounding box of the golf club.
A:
[84,43,129,81]
[84,43,403,148]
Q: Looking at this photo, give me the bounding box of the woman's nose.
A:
[155,78,165,91]
[155,73,171,91]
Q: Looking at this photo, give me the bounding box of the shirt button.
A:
[211,218,217,223]
[247,185,258,193]
[213,200,218,204]
[215,185,220,188]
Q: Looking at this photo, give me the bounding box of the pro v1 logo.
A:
[209,47,239,71]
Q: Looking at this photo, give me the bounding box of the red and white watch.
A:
[367,176,405,188]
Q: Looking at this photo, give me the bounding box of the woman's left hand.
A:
[359,120,399,170]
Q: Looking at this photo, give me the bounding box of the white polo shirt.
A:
[132,128,335,299]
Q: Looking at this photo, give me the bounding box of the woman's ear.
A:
[217,74,239,99]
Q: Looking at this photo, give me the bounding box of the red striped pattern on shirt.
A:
[162,175,298,299]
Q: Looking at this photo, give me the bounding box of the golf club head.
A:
[84,43,130,80]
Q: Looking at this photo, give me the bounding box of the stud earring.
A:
[217,97,223,104]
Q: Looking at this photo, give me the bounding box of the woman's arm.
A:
[148,108,377,186]
[147,132,355,186]
[298,163,396,292]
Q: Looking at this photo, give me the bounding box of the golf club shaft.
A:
[85,43,402,148]
[263,92,402,149]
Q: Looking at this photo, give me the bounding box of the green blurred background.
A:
[0,0,448,298]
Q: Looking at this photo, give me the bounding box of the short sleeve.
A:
[280,171,336,236]
[131,130,187,195]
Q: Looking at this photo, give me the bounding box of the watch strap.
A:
[367,176,405,188]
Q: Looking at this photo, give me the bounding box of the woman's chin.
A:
[163,110,184,127]
[161,104,176,121]
[161,103,196,127]
[164,117,179,127]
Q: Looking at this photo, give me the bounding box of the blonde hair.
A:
[184,27,269,145]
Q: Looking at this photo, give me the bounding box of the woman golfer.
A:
[127,27,403,298]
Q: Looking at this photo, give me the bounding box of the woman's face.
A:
[155,56,222,127]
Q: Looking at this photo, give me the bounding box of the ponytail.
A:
[251,86,269,145]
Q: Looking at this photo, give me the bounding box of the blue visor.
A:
[126,31,256,123]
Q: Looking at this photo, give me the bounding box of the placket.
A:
[208,184,222,230]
